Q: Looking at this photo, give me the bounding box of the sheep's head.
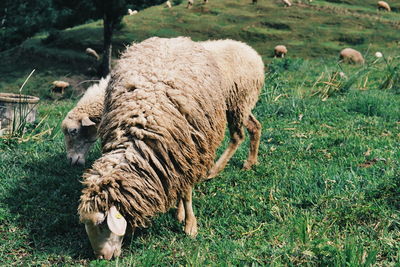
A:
[61,114,98,166]
[80,206,127,260]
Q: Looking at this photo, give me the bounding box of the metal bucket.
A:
[0,93,40,136]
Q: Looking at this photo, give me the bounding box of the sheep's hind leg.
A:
[182,187,197,237]
[207,126,245,179]
[243,113,261,170]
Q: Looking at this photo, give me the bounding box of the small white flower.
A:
[375,52,383,58]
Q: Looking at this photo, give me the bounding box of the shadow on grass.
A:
[3,151,95,261]
[2,147,188,262]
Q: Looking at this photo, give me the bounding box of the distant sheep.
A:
[61,76,110,166]
[339,48,365,64]
[78,37,264,260]
[165,1,172,8]
[377,1,391,12]
[274,45,288,58]
[52,81,70,94]
[187,0,194,9]
[85,48,100,61]
[282,0,292,7]
[128,9,138,15]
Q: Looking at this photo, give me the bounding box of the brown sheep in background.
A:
[77,37,264,260]
[339,48,365,64]
[52,80,70,94]
[274,45,288,58]
[377,1,391,12]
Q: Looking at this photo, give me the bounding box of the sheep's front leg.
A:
[182,188,197,237]
[176,199,185,223]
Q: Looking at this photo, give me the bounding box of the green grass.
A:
[0,0,400,265]
[1,57,399,266]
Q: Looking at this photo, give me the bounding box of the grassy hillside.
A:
[1,0,400,96]
[0,0,399,266]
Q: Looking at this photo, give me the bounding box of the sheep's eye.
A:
[68,128,79,136]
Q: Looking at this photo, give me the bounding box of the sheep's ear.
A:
[81,117,96,127]
[107,206,127,236]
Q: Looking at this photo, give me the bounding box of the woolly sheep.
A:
[85,48,100,61]
[377,1,391,12]
[339,48,365,64]
[282,0,292,7]
[200,39,264,177]
[63,40,264,171]
[165,1,172,8]
[61,76,110,166]
[187,0,194,9]
[274,45,288,58]
[78,37,264,260]
[127,9,138,15]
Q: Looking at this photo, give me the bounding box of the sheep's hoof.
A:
[206,168,219,179]
[242,160,257,170]
[184,219,198,237]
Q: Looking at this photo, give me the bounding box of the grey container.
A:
[0,93,40,136]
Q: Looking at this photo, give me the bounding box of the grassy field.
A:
[0,0,399,266]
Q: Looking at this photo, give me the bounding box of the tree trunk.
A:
[101,13,113,77]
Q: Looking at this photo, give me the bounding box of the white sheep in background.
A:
[339,48,365,64]
[165,1,172,8]
[128,9,138,15]
[375,51,383,58]
[78,37,264,260]
[377,1,391,12]
[274,45,288,58]
[61,76,110,166]
[85,48,100,61]
[187,0,194,9]
[282,0,292,7]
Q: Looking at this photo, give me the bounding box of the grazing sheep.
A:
[78,37,264,260]
[62,76,110,166]
[187,0,194,9]
[274,45,288,58]
[85,48,100,61]
[127,9,138,15]
[200,39,264,177]
[377,1,391,12]
[165,1,172,8]
[52,81,70,94]
[339,48,365,64]
[282,0,292,7]
[62,40,264,173]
